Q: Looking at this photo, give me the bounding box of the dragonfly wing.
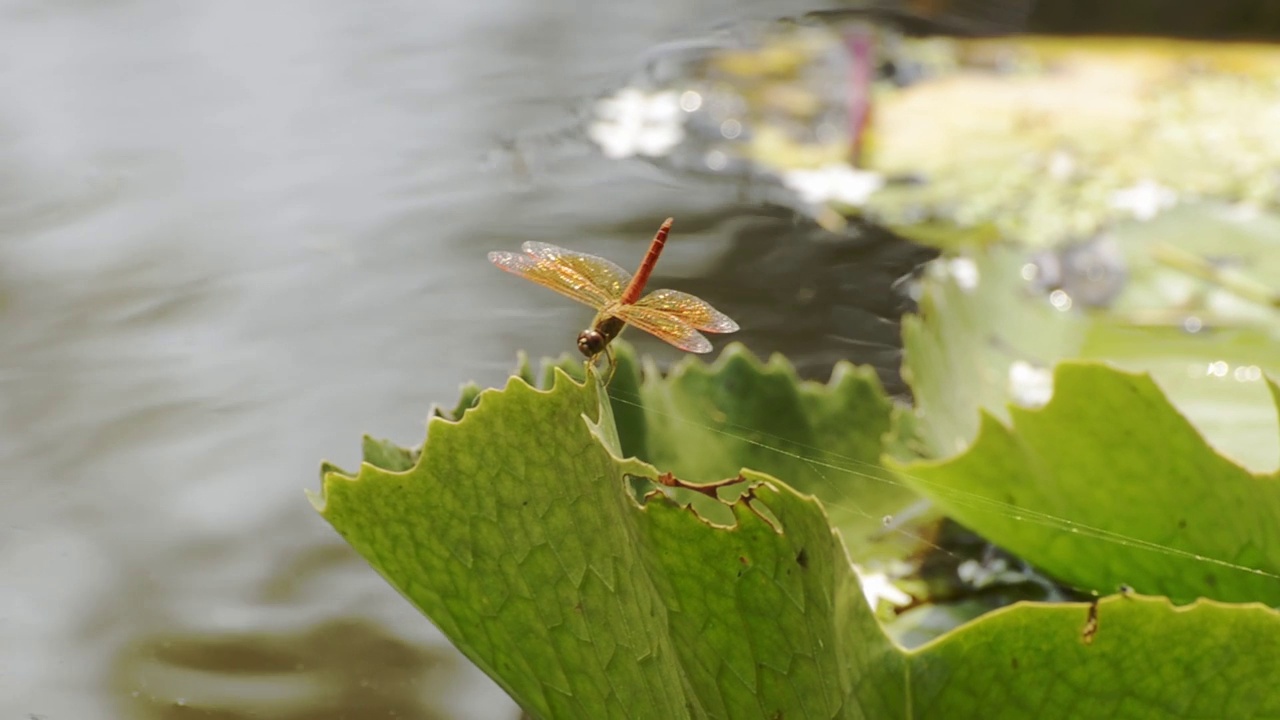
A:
[612,303,713,353]
[632,288,740,333]
[488,248,615,309]
[520,242,632,300]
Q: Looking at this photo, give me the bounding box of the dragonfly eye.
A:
[577,329,606,358]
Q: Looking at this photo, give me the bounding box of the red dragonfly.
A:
[488,218,739,366]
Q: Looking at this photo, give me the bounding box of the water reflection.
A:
[114,619,450,719]
[673,207,935,393]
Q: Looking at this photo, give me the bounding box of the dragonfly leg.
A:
[603,344,617,385]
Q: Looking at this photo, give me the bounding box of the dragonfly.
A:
[488,218,740,371]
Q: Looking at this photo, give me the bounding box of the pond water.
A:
[0,0,939,717]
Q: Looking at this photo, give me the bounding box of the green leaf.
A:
[313,366,1280,718]
[902,218,1280,469]
[315,367,901,718]
[610,343,923,560]
[898,245,1280,604]
[900,250,1088,457]
[898,363,1280,604]
[318,371,685,717]
[360,435,417,472]
[911,594,1280,719]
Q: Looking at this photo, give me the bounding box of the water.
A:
[0,0,932,717]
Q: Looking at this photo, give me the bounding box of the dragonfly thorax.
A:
[578,314,626,358]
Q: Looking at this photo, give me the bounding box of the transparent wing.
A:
[520,242,632,299]
[488,242,631,310]
[612,303,713,353]
[632,288,740,333]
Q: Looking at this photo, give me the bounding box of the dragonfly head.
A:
[577,328,607,358]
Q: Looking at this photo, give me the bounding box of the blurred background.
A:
[1,0,1276,718]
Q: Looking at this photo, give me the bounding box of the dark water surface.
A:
[0,0,934,717]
